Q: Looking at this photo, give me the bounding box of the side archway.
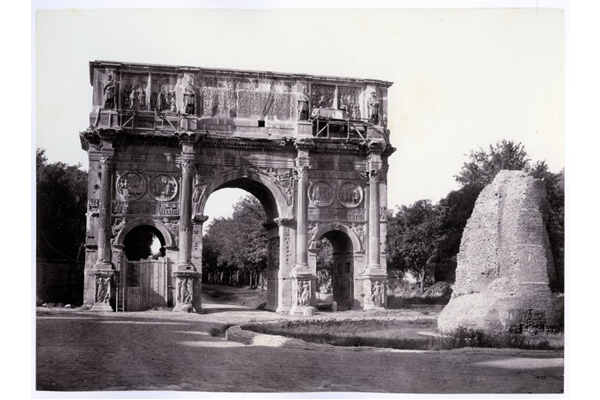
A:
[308,223,365,310]
[308,222,364,254]
[114,218,176,249]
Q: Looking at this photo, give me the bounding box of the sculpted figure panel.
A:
[311,84,335,108]
[148,175,178,201]
[308,181,335,207]
[116,172,146,201]
[337,181,363,208]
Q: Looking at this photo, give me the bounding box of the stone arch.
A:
[114,218,175,248]
[194,169,293,220]
[308,222,363,254]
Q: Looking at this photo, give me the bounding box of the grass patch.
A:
[209,324,234,337]
[241,319,563,351]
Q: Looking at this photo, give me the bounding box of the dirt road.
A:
[36,289,564,393]
[35,303,563,394]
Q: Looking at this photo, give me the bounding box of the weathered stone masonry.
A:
[80,61,395,314]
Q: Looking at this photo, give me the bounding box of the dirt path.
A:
[35,304,563,394]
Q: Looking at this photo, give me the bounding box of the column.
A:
[290,139,317,316]
[274,217,294,314]
[295,164,310,269]
[367,168,381,269]
[173,136,202,313]
[177,157,194,271]
[363,144,388,310]
[91,155,115,312]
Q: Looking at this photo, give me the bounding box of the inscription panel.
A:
[308,207,366,222]
[112,201,180,216]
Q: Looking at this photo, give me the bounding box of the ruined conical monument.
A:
[438,170,563,333]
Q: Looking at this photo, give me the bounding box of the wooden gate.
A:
[124,258,173,311]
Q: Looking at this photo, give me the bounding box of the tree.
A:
[202,196,268,286]
[433,184,482,282]
[36,148,88,261]
[315,238,333,293]
[387,200,444,292]
[530,161,565,292]
[123,228,155,261]
[455,140,531,189]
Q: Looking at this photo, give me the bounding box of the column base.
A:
[173,303,203,313]
[289,305,316,317]
[176,262,194,272]
[275,306,291,314]
[90,302,114,312]
[94,260,113,269]
[363,304,386,311]
[295,120,313,137]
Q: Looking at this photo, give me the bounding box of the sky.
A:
[35,6,565,220]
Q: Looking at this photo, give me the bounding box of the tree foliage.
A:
[202,196,268,282]
[316,238,333,293]
[123,227,156,261]
[455,140,531,189]
[387,200,443,292]
[36,149,88,261]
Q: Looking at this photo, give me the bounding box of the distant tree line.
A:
[36,149,88,262]
[36,149,88,304]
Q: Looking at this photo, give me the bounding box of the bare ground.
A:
[35,286,563,394]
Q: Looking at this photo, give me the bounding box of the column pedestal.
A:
[289,270,317,317]
[90,269,115,312]
[173,271,202,313]
[362,272,387,310]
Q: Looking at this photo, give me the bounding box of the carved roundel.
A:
[148,174,178,202]
[308,181,335,207]
[337,181,363,208]
[116,172,146,201]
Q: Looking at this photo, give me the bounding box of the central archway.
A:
[195,172,287,312]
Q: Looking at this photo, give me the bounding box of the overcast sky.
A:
[35,7,564,219]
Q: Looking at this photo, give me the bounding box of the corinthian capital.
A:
[294,165,310,180]
[180,159,195,174]
[367,169,381,183]
[98,156,114,171]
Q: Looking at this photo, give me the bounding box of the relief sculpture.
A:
[116,172,146,201]
[149,175,178,201]
[295,280,311,306]
[96,276,110,303]
[338,86,361,119]
[311,84,335,109]
[337,181,363,208]
[371,280,385,307]
[178,278,193,305]
[308,181,335,207]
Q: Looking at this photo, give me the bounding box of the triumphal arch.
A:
[80,61,394,315]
